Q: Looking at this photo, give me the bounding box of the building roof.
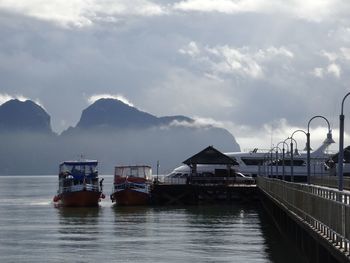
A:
[330,146,350,162]
[60,160,98,166]
[183,146,238,165]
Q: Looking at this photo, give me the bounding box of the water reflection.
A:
[257,206,308,263]
[57,207,101,246]
[111,205,152,237]
[181,204,267,262]
[110,204,308,263]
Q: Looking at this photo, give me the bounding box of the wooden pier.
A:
[258,176,350,263]
[151,182,257,205]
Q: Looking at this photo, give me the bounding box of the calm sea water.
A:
[0,176,306,263]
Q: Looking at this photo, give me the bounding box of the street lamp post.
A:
[307,116,334,185]
[270,150,273,178]
[285,137,298,182]
[277,140,289,181]
[271,146,281,178]
[290,137,298,182]
[263,153,270,177]
[291,129,308,182]
[338,92,350,191]
[271,146,282,179]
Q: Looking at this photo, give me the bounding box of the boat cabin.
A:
[58,160,99,192]
[114,165,152,181]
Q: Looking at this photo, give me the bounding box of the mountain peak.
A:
[0,99,52,133]
[76,98,159,129]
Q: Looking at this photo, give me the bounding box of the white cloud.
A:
[311,63,341,79]
[179,41,200,57]
[87,93,134,107]
[180,42,294,79]
[169,116,226,129]
[173,0,340,22]
[340,47,350,60]
[0,0,344,29]
[0,94,16,105]
[322,50,338,62]
[174,0,256,14]
[264,47,294,59]
[312,67,324,78]
[212,46,264,78]
[327,63,341,78]
[0,0,166,28]
[0,93,31,105]
[230,118,338,153]
[0,93,45,108]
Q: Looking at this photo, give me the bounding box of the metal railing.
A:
[257,177,350,255]
[311,176,350,190]
[62,184,99,193]
[190,176,255,186]
[162,176,256,185]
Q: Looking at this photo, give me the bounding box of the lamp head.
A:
[303,143,312,151]
[294,148,300,156]
[324,131,335,144]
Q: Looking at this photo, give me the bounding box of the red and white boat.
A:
[110,165,152,205]
[53,160,105,207]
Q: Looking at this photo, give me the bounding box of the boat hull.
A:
[111,189,150,206]
[58,190,102,207]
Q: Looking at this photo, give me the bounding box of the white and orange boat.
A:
[53,160,105,207]
[110,165,152,205]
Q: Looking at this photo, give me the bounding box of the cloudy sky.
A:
[1,0,350,151]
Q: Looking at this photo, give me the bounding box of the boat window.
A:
[279,159,306,166]
[241,158,264,165]
[115,166,152,179]
[60,163,98,177]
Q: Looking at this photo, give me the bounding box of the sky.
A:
[1,0,350,152]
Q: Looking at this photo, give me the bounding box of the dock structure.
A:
[258,176,350,263]
[151,183,257,205]
[151,146,257,205]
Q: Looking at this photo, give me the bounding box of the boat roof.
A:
[60,160,98,166]
[115,165,151,169]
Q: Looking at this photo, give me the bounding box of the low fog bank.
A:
[0,127,240,175]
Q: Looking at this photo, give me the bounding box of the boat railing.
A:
[163,176,255,185]
[113,181,150,191]
[62,184,99,193]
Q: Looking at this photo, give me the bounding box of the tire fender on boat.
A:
[53,195,60,202]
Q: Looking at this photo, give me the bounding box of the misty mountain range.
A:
[0,99,240,175]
